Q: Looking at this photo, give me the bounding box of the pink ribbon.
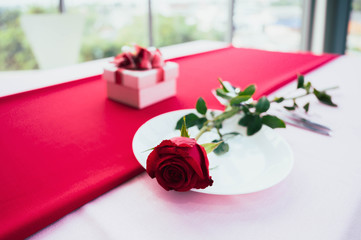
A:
[112,45,165,70]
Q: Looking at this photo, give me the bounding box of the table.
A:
[30,55,361,240]
[2,48,361,240]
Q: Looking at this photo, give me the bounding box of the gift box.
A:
[107,79,177,109]
[103,61,179,109]
[103,62,178,88]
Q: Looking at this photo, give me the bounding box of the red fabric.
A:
[0,47,337,240]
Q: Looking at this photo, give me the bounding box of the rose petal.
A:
[157,147,188,159]
[146,149,163,178]
[155,170,171,191]
[161,165,186,189]
[163,165,183,183]
[146,137,213,192]
[197,144,210,177]
[170,137,197,148]
[156,161,191,191]
[147,152,185,178]
[194,175,213,189]
[182,145,206,178]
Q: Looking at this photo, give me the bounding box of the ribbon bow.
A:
[112,45,164,70]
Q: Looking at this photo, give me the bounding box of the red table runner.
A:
[0,47,337,240]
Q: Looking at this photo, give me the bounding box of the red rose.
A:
[146,137,213,192]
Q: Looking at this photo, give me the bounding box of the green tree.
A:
[353,0,361,11]
[0,8,38,71]
[154,14,223,47]
[79,13,147,61]
[0,5,225,70]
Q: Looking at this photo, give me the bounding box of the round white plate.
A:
[132,109,294,195]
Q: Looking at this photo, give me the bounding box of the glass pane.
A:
[0,0,148,71]
[233,0,303,52]
[152,0,229,47]
[67,0,148,63]
[346,0,361,55]
[0,0,58,71]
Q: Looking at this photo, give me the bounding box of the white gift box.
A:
[107,79,177,109]
[103,62,179,88]
[102,64,118,83]
[104,61,179,109]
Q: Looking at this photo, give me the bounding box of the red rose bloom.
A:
[146,137,213,192]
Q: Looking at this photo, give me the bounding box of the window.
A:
[233,0,303,52]
[152,0,228,47]
[346,0,361,55]
[1,0,308,72]
[67,0,148,62]
[0,0,59,71]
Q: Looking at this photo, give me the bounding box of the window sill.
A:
[0,40,229,98]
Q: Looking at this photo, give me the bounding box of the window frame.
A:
[0,0,353,96]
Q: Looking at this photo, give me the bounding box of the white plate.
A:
[132,109,294,195]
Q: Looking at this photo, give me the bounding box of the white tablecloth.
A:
[28,55,361,240]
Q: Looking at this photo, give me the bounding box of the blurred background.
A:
[0,0,360,71]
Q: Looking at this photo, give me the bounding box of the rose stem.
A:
[271,86,339,103]
[194,107,240,141]
[195,125,210,141]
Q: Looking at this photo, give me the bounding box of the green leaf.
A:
[297,74,304,89]
[239,114,263,135]
[284,106,296,111]
[313,89,337,107]
[180,117,190,138]
[247,115,262,136]
[223,82,236,94]
[222,132,241,137]
[293,100,298,108]
[230,95,252,105]
[273,97,284,103]
[175,113,199,130]
[261,115,286,129]
[212,140,230,155]
[305,82,312,93]
[255,97,270,113]
[241,105,250,114]
[196,117,207,130]
[238,114,253,126]
[196,97,207,115]
[142,147,155,153]
[216,88,232,100]
[303,102,310,112]
[284,100,298,111]
[217,78,229,92]
[201,141,223,154]
[239,84,256,96]
[214,120,223,129]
